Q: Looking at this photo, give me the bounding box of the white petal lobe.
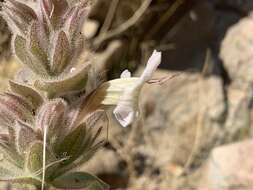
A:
[120,70,132,78]
[140,50,161,83]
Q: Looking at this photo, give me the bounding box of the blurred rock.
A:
[221,15,253,84]
[200,140,253,190]
[139,69,226,169]
[0,58,20,91]
[220,14,253,143]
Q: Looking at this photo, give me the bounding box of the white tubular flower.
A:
[83,50,161,127]
[113,50,161,127]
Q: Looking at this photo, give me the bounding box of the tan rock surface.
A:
[200,140,253,190]
[0,58,20,91]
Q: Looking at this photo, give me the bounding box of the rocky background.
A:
[1,0,253,190]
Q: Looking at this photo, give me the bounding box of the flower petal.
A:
[112,84,141,127]
[120,70,131,78]
[113,105,135,128]
[140,50,161,83]
[113,50,161,127]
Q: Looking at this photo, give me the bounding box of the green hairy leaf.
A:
[52,172,109,190]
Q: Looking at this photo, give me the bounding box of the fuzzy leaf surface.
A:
[52,172,109,190]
